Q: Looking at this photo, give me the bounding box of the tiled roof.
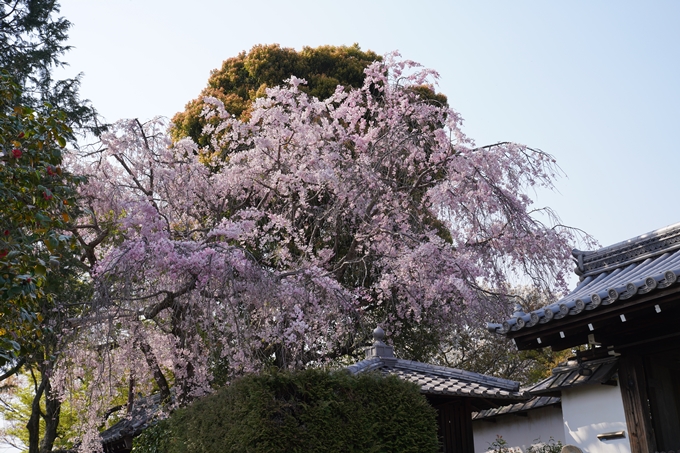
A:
[346,356,525,400]
[487,222,680,335]
[472,357,617,420]
[348,327,526,403]
[472,396,560,420]
[101,393,167,452]
[527,356,618,395]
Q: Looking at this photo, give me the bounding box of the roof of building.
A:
[347,356,525,400]
[472,356,618,420]
[527,356,619,395]
[472,395,561,420]
[347,327,526,404]
[487,222,680,337]
[101,393,167,453]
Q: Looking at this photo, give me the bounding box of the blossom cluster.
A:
[60,55,581,450]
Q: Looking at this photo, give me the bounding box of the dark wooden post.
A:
[435,399,474,453]
[618,355,656,453]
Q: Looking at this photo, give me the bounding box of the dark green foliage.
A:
[133,420,171,453]
[0,72,84,365]
[0,0,99,133]
[158,369,438,453]
[171,43,450,153]
[171,44,381,149]
[0,72,90,453]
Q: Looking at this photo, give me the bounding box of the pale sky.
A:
[56,0,680,253]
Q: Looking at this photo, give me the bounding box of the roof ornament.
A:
[486,322,498,333]
[658,270,678,288]
[572,222,680,278]
[637,276,658,294]
[572,299,586,314]
[587,293,602,310]
[373,326,386,344]
[537,307,554,323]
[512,304,526,318]
[572,249,586,277]
[620,282,638,300]
[365,326,396,366]
[506,304,535,330]
[552,303,570,320]
[607,288,620,303]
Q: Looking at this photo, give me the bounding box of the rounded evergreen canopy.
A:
[171,44,382,148]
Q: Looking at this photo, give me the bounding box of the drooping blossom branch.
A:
[56,53,592,451]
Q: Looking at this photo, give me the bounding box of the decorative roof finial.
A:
[365,326,395,364]
[373,326,385,345]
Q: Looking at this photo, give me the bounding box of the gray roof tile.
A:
[472,396,561,420]
[527,356,618,394]
[488,222,680,335]
[101,392,169,451]
[347,357,526,401]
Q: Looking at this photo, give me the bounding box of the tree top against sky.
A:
[54,1,680,251]
[172,44,415,148]
[0,0,97,133]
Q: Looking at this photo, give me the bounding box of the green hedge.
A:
[152,369,438,453]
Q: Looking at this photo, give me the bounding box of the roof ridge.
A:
[345,356,383,375]
[573,221,680,277]
[394,358,520,391]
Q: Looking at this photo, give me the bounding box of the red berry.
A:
[43,191,53,200]
[47,166,56,176]
[0,250,7,258]
[17,132,24,139]
[11,148,22,159]
[3,230,8,236]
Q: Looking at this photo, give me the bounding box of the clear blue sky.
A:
[57,0,680,252]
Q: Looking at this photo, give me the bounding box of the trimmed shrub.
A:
[133,420,170,453]
[161,369,438,453]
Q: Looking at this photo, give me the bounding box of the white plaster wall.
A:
[561,384,631,453]
[473,405,565,453]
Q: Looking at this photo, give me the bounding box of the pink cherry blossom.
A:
[58,55,592,450]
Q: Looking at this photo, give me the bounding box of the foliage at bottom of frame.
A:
[133,369,439,453]
[488,435,564,453]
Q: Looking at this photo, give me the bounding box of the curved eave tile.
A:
[490,258,680,335]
